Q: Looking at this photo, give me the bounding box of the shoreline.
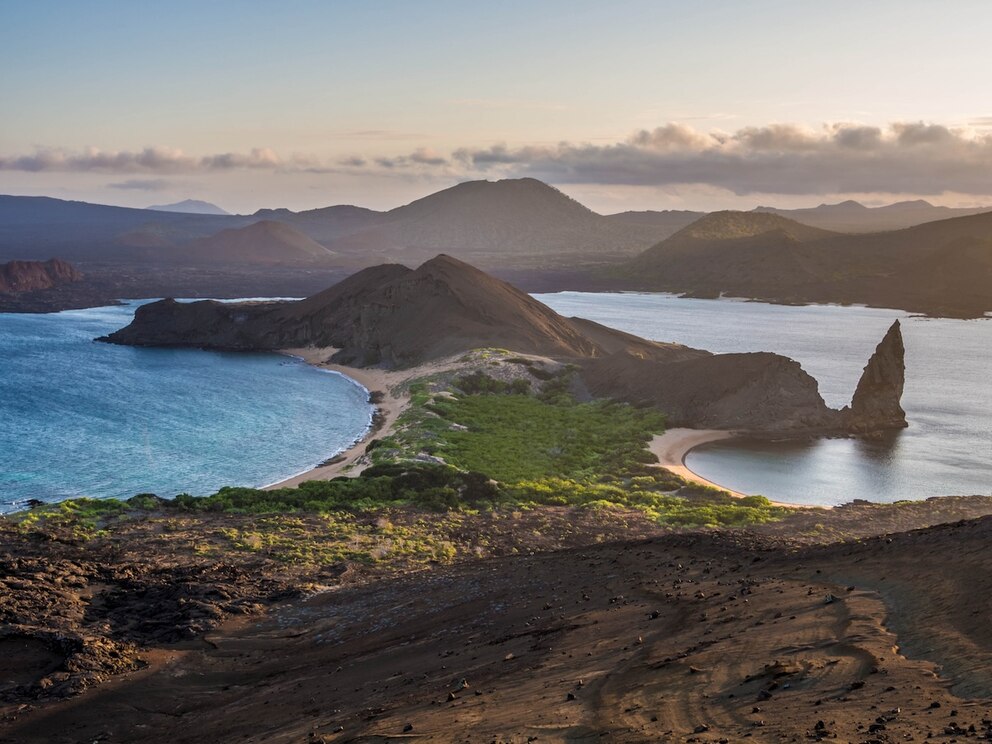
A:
[266,353,816,510]
[265,348,411,488]
[264,349,477,488]
[647,428,807,509]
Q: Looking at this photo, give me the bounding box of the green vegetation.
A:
[364,367,787,527]
[421,394,662,483]
[14,497,131,539]
[173,463,499,514]
[508,477,784,527]
[8,363,787,542]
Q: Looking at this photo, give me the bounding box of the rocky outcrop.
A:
[844,320,907,432]
[0,258,82,293]
[581,351,844,432]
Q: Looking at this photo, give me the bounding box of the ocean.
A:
[536,292,992,506]
[0,301,372,513]
[3,294,989,511]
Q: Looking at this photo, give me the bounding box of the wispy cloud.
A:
[0,146,305,173]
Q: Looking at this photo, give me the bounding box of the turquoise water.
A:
[0,301,372,512]
[536,292,992,506]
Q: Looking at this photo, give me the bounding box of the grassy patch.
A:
[423,394,664,483]
[14,497,133,539]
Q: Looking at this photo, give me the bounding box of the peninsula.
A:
[103,254,906,436]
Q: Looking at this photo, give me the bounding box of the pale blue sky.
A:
[3,1,992,212]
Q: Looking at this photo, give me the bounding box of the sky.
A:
[3,0,992,214]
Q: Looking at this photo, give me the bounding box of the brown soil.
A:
[4,497,992,742]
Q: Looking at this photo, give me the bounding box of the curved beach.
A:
[266,348,408,488]
[648,429,808,509]
[648,428,744,495]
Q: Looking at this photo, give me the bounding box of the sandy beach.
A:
[648,428,743,494]
[648,428,807,508]
[266,347,408,487]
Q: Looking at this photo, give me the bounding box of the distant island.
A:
[146,198,231,216]
[0,257,81,294]
[622,209,992,318]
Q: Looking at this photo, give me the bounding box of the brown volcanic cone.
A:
[103,255,608,366]
[285,253,604,366]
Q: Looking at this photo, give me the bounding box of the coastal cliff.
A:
[0,258,81,293]
[102,254,906,435]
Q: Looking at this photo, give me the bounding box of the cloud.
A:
[371,147,449,170]
[0,146,302,173]
[107,178,174,191]
[8,121,992,198]
[445,121,992,196]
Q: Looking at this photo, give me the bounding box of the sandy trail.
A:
[268,348,469,487]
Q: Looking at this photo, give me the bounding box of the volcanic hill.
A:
[178,220,334,264]
[625,209,992,316]
[146,199,231,216]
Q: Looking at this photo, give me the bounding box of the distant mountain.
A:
[625,209,992,317]
[627,211,836,289]
[147,199,231,216]
[0,258,81,293]
[6,183,989,289]
[0,181,671,266]
[180,221,335,265]
[321,178,664,262]
[0,195,245,261]
[254,204,384,245]
[660,211,834,244]
[604,210,706,242]
[754,200,992,233]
